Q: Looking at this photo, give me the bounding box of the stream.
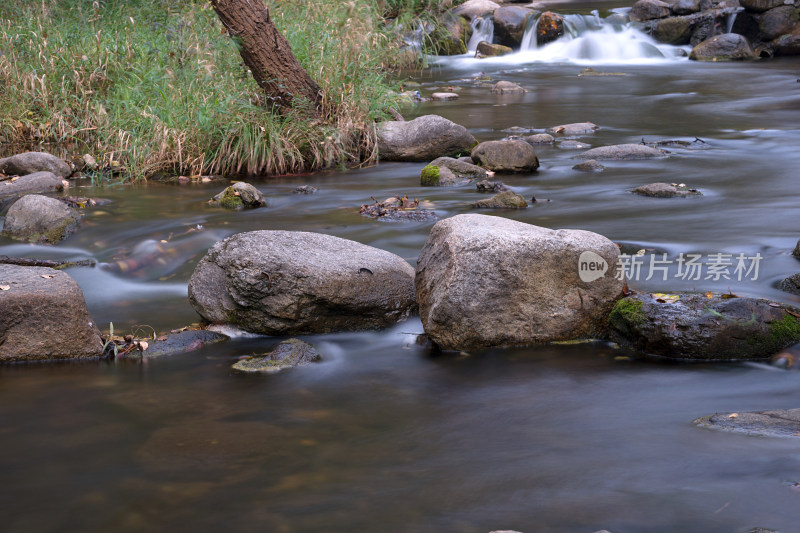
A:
[2,3,800,531]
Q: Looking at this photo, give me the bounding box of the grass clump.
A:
[0,0,413,180]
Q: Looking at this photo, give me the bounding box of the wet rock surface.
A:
[694,408,800,438]
[472,190,528,208]
[360,195,438,221]
[576,144,668,160]
[377,115,477,161]
[188,230,417,335]
[0,152,71,178]
[232,339,321,373]
[415,214,623,350]
[1,194,80,243]
[633,182,702,197]
[422,156,488,186]
[477,42,514,57]
[524,133,555,144]
[144,329,229,359]
[491,80,526,93]
[689,33,757,60]
[0,265,103,362]
[471,140,540,172]
[548,122,599,136]
[209,182,265,210]
[608,292,800,360]
[0,171,64,199]
[573,159,605,171]
[476,180,508,192]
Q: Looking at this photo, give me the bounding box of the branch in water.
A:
[0,255,96,269]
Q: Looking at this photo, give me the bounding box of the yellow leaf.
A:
[0,285,10,290]
[40,274,54,279]
[728,413,739,419]
[651,293,679,303]
[705,291,713,298]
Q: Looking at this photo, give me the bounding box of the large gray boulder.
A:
[629,0,672,22]
[2,195,80,243]
[188,231,416,335]
[451,0,501,21]
[493,6,535,48]
[0,265,104,362]
[0,152,71,178]
[377,115,476,162]
[608,292,800,360]
[689,33,756,60]
[759,6,798,41]
[415,214,623,350]
[471,140,540,172]
[0,171,64,199]
[575,144,667,160]
[739,0,785,12]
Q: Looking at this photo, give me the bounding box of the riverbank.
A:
[0,0,430,180]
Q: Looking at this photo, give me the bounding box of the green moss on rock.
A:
[609,298,646,326]
[420,165,440,186]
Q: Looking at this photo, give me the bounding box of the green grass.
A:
[0,0,420,180]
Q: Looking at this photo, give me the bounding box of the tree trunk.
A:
[211,0,323,117]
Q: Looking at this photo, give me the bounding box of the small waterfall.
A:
[467,16,494,52]
[725,8,742,34]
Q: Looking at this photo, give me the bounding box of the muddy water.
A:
[2,16,800,533]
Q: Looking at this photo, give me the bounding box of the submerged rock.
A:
[689,33,756,60]
[524,133,555,144]
[608,292,800,360]
[0,152,71,178]
[209,182,264,210]
[491,80,526,94]
[576,144,667,160]
[232,338,321,373]
[0,171,64,199]
[694,409,800,438]
[472,190,528,208]
[476,179,508,192]
[377,115,477,162]
[0,265,103,362]
[548,122,599,135]
[476,41,514,57]
[294,185,317,194]
[633,182,702,197]
[143,329,229,359]
[558,140,591,150]
[188,230,417,335]
[573,159,605,171]
[471,140,540,172]
[360,195,438,222]
[415,214,623,350]
[1,194,80,244]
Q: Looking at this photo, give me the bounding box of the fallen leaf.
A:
[651,293,680,303]
[728,413,739,419]
[40,274,54,279]
[704,291,713,298]
[0,285,10,290]
[137,341,149,351]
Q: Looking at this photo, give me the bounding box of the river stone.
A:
[672,0,701,14]
[209,182,264,210]
[188,231,416,335]
[492,81,526,94]
[422,157,488,186]
[0,171,64,199]
[689,33,756,60]
[558,140,591,150]
[548,122,599,135]
[537,11,565,45]
[759,6,798,41]
[740,0,785,12]
[525,133,555,144]
[451,0,501,21]
[695,409,800,438]
[774,30,800,56]
[633,182,702,197]
[630,0,672,21]
[415,214,623,350]
[427,12,470,55]
[575,144,667,160]
[472,190,528,208]
[493,6,535,48]
[142,329,229,359]
[431,92,459,100]
[573,159,605,171]
[377,115,477,162]
[2,194,80,244]
[232,338,321,373]
[476,179,508,192]
[476,41,514,57]
[0,265,103,362]
[471,140,540,172]
[0,152,71,179]
[653,15,696,44]
[608,292,800,360]
[779,273,800,294]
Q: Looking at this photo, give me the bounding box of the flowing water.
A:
[2,4,800,532]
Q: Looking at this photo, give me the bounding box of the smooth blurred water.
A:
[2,12,800,533]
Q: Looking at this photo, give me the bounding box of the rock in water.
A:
[575,144,667,160]
[491,80,526,94]
[0,152,71,178]
[476,42,514,57]
[377,115,476,162]
[608,292,800,360]
[0,265,104,362]
[232,339,321,373]
[471,140,540,172]
[525,134,555,144]
[493,6,535,48]
[0,171,64,199]
[633,182,701,197]
[415,214,623,350]
[629,0,671,22]
[548,122,599,135]
[1,194,80,243]
[573,159,605,171]
[472,190,528,208]
[188,231,417,335]
[694,409,800,438]
[689,33,756,60]
[421,156,488,186]
[209,182,264,210]
[537,12,565,45]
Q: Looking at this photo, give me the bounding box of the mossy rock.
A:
[209,182,265,210]
[232,338,321,373]
[421,165,441,186]
[608,291,800,360]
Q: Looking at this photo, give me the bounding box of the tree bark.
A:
[211,0,323,117]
